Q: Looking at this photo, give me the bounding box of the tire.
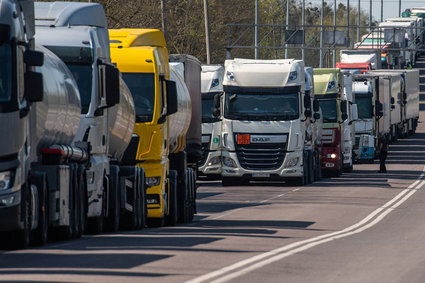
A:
[86,216,103,235]
[10,184,32,249]
[186,168,195,222]
[137,168,146,230]
[165,170,178,226]
[31,172,49,246]
[119,166,138,230]
[104,165,120,232]
[77,166,87,236]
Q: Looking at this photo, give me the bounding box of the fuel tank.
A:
[107,77,135,161]
[34,44,81,153]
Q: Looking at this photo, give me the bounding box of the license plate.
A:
[252,173,270,178]
[237,134,251,145]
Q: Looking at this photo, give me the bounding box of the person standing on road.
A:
[378,136,389,173]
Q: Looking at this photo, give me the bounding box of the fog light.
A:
[146,194,160,204]
[0,171,13,191]
[223,157,237,168]
[0,196,14,206]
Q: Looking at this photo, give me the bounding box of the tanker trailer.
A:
[169,62,196,224]
[34,1,131,235]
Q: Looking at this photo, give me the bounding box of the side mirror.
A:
[304,92,311,109]
[166,80,178,115]
[352,103,358,120]
[304,109,312,118]
[340,100,348,114]
[313,99,320,112]
[390,97,395,105]
[25,71,43,102]
[341,113,349,121]
[313,112,321,120]
[105,64,120,107]
[375,101,384,117]
[24,50,44,67]
[0,24,11,43]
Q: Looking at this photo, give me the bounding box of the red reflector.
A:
[41,148,65,155]
[237,134,250,145]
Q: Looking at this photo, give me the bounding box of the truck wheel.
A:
[31,173,49,246]
[119,166,138,230]
[104,166,120,232]
[137,168,146,229]
[78,166,87,236]
[11,184,32,249]
[186,168,195,223]
[165,170,178,226]
[71,165,81,238]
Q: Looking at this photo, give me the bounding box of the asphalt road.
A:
[0,114,424,283]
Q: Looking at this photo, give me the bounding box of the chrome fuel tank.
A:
[34,44,81,152]
[107,77,135,161]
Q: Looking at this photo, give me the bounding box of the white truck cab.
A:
[221,58,320,186]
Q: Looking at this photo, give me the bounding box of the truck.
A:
[339,49,382,69]
[0,0,91,248]
[35,2,145,234]
[199,65,224,180]
[220,58,322,186]
[109,29,197,226]
[367,69,420,138]
[351,74,391,162]
[313,68,357,176]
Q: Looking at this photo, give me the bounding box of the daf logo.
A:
[252,137,270,142]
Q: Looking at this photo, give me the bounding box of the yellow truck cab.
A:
[109,29,197,226]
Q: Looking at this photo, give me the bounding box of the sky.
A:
[332,0,425,21]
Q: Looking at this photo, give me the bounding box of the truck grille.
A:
[235,136,287,170]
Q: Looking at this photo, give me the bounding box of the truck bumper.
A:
[321,147,342,171]
[199,151,221,177]
[138,161,167,219]
[221,151,303,180]
[0,190,22,231]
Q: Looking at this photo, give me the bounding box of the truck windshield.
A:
[202,93,221,123]
[67,64,93,114]
[319,99,338,123]
[122,73,155,123]
[224,92,299,121]
[356,96,373,119]
[0,44,12,102]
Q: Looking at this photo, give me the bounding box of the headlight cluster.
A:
[288,71,298,81]
[326,153,337,159]
[327,81,336,90]
[226,71,235,81]
[286,157,299,167]
[208,156,221,166]
[0,171,13,191]
[211,78,220,88]
[223,157,237,168]
[146,176,161,187]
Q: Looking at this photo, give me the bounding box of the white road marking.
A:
[187,167,425,283]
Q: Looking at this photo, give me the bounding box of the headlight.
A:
[0,171,13,191]
[286,157,299,167]
[211,78,220,88]
[223,157,237,168]
[86,171,95,184]
[208,156,221,166]
[288,71,298,81]
[146,176,161,187]
[327,81,336,90]
[226,71,235,81]
[326,153,337,159]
